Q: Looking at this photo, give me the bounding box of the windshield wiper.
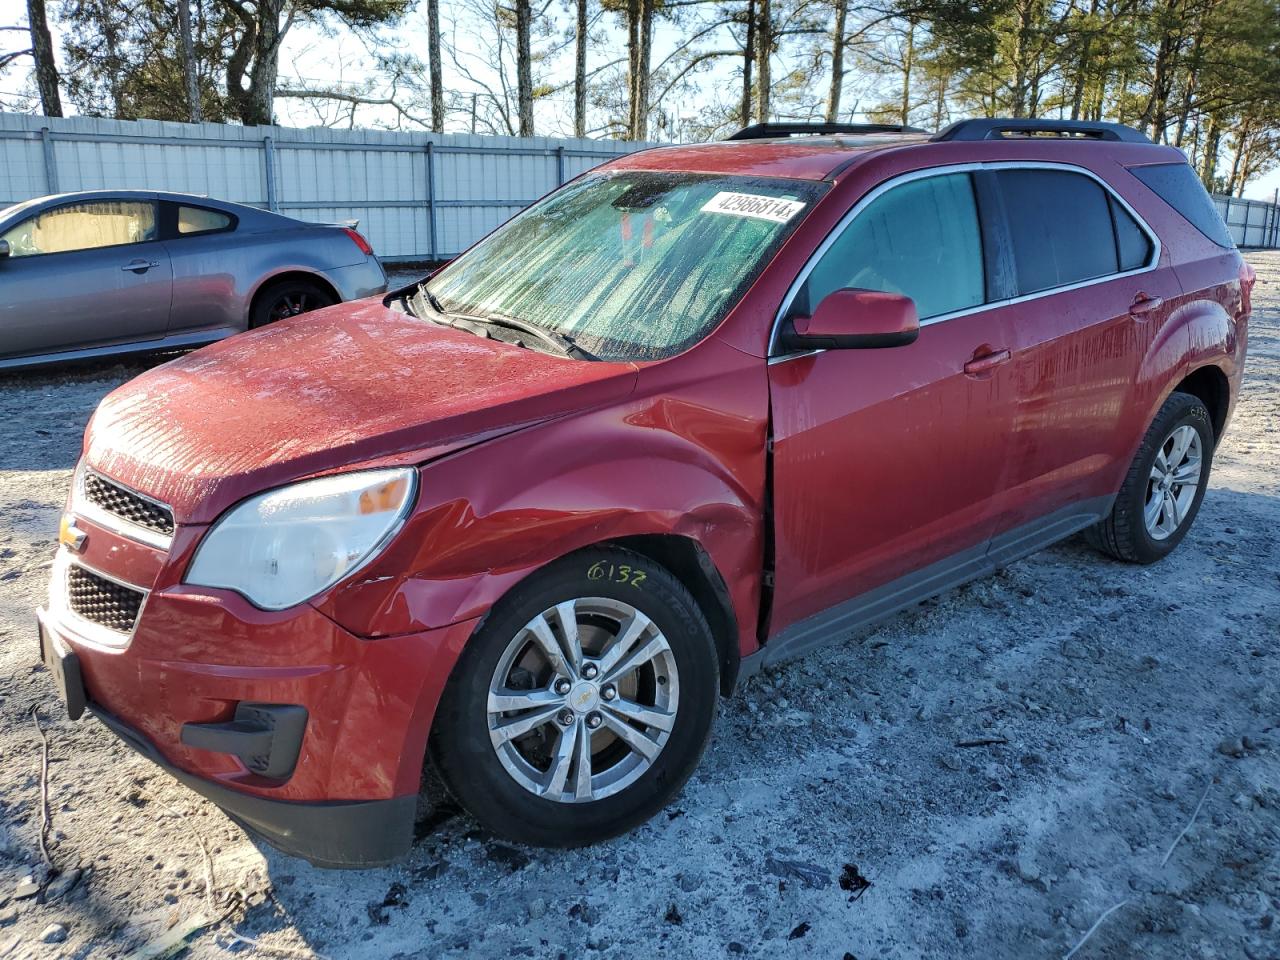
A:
[466,311,597,360]
[410,282,447,318]
[407,284,595,360]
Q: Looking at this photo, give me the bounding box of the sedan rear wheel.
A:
[250,279,336,328]
[431,547,719,847]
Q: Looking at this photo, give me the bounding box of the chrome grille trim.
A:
[56,556,150,646]
[75,468,175,550]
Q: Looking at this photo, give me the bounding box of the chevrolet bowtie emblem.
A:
[59,515,87,553]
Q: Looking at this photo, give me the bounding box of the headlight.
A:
[186,468,417,610]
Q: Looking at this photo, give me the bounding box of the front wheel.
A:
[430,548,719,847]
[1086,391,1214,564]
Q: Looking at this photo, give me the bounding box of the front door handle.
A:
[120,259,160,273]
[1129,293,1164,316]
[963,348,1011,377]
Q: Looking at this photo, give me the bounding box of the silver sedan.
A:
[0,190,388,369]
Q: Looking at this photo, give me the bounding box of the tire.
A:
[430,547,719,847]
[1085,391,1214,564]
[249,278,336,328]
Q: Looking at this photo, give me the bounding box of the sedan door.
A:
[0,199,172,360]
[160,200,243,334]
[765,171,1017,647]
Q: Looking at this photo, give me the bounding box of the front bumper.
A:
[93,705,416,868]
[38,544,477,867]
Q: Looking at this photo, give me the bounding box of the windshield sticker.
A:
[700,192,806,224]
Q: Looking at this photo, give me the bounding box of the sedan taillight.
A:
[343,227,374,256]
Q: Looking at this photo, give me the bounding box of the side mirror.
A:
[782,288,920,350]
[0,239,9,259]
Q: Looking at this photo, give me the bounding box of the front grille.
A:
[83,472,174,538]
[67,565,144,634]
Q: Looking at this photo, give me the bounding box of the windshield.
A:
[426,171,826,361]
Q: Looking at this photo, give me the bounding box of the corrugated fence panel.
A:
[0,112,662,258]
[8,113,1278,256]
[1213,194,1280,249]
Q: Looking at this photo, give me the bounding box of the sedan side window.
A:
[0,201,157,257]
[177,206,233,235]
[800,172,985,321]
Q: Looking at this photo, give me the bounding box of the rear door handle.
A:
[1129,293,1164,316]
[120,259,160,273]
[963,348,1011,376]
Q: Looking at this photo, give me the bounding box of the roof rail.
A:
[932,118,1152,144]
[727,122,930,141]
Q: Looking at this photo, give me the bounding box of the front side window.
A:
[426,172,826,361]
[997,170,1124,294]
[0,201,157,257]
[799,172,985,321]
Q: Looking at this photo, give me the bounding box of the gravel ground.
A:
[0,254,1277,960]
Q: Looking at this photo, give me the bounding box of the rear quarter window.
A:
[1109,195,1154,271]
[1129,162,1234,249]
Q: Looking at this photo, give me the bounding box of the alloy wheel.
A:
[486,597,679,803]
[1144,424,1203,541]
[269,291,312,321]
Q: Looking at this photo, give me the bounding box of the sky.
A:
[1,0,1278,200]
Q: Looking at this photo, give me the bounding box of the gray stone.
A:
[44,868,82,902]
[39,922,68,944]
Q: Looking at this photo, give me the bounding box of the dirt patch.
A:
[0,255,1277,959]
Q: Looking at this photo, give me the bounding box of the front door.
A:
[0,199,172,360]
[766,170,1016,641]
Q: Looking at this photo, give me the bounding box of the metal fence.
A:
[0,113,660,261]
[1212,193,1280,249]
[4,113,1277,256]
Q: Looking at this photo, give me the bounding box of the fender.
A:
[1130,291,1239,458]
[315,337,772,664]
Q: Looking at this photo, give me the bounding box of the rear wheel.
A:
[1086,391,1213,564]
[249,279,336,328]
[430,547,719,847]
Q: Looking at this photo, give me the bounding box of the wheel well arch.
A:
[604,534,742,697]
[247,270,340,327]
[1173,364,1230,443]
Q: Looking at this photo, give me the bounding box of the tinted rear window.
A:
[1129,162,1234,248]
[997,170,1119,294]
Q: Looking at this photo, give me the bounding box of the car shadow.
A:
[216,483,1280,959]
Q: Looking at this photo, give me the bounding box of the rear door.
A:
[984,165,1181,533]
[766,170,1017,640]
[0,199,172,359]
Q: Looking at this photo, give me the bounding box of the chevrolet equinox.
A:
[39,118,1252,866]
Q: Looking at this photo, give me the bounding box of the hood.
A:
[85,300,638,524]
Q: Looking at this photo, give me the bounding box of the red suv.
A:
[39,118,1251,867]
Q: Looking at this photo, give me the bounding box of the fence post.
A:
[262,135,278,212]
[426,140,439,261]
[556,145,565,185]
[39,127,57,194]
